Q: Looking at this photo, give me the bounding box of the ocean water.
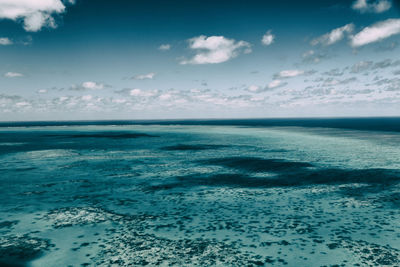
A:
[0,120,400,266]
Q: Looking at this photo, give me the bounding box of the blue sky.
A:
[1,0,400,121]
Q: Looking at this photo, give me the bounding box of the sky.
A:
[1,0,400,121]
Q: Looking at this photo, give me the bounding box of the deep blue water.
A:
[0,120,399,266]
[1,117,400,132]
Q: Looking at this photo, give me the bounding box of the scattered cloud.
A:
[81,94,93,101]
[0,37,12,45]
[352,0,392,13]
[0,0,75,32]
[132,72,156,80]
[70,81,107,91]
[82,81,104,90]
[115,88,158,98]
[322,77,357,87]
[267,79,286,89]
[373,58,400,69]
[261,30,274,46]
[350,60,373,73]
[4,72,23,78]
[374,41,398,52]
[302,50,327,64]
[274,70,304,79]
[323,68,344,76]
[350,58,400,73]
[351,19,400,47]
[311,24,354,46]
[246,79,286,93]
[180,35,251,65]
[128,88,156,97]
[158,44,171,51]
[247,85,262,93]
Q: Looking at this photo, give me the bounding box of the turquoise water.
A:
[0,124,400,266]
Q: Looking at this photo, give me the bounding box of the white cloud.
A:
[247,85,261,92]
[352,0,392,13]
[132,72,156,80]
[129,88,156,97]
[15,101,30,107]
[81,95,93,101]
[180,35,251,65]
[158,44,171,51]
[38,89,47,94]
[0,37,12,45]
[275,70,304,79]
[351,19,400,47]
[0,0,74,32]
[261,30,274,46]
[268,80,283,89]
[311,24,354,46]
[82,81,104,90]
[4,72,23,78]
[246,80,285,93]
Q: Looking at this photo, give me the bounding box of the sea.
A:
[0,118,399,266]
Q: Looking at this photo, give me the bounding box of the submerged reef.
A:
[0,125,400,266]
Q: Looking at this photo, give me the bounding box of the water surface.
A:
[0,121,399,266]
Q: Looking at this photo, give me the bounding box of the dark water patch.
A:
[0,167,37,172]
[372,192,400,208]
[44,132,158,139]
[265,149,290,153]
[199,157,313,173]
[147,173,260,191]
[0,220,19,230]
[0,235,52,267]
[147,168,400,191]
[161,144,228,151]
[289,168,400,186]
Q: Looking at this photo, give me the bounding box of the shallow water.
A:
[0,124,399,266]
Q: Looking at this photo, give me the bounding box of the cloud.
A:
[373,58,400,69]
[267,80,286,89]
[81,95,93,101]
[247,85,262,93]
[132,72,156,80]
[115,88,158,98]
[323,68,344,76]
[128,88,158,98]
[69,81,106,91]
[261,30,274,46]
[158,44,171,51]
[180,35,251,65]
[351,19,400,47]
[322,77,357,87]
[274,70,305,79]
[352,0,392,13]
[0,37,12,45]
[82,81,104,90]
[311,24,354,46]
[350,59,400,73]
[246,80,286,93]
[302,50,327,64]
[350,60,373,73]
[0,0,74,32]
[4,72,23,78]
